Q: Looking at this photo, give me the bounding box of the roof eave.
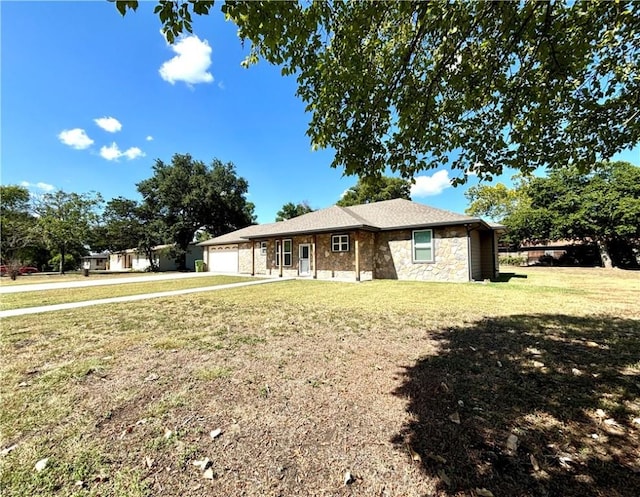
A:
[245,224,377,239]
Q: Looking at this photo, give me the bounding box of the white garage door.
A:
[209,248,238,273]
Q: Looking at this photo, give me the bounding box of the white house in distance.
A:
[109,244,203,271]
[82,252,110,271]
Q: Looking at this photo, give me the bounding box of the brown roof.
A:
[199,198,490,245]
[198,223,279,245]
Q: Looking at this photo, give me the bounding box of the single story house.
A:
[81,252,110,271]
[109,244,203,272]
[198,198,502,282]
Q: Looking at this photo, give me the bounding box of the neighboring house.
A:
[82,252,110,271]
[499,240,600,266]
[109,244,203,271]
[198,198,502,282]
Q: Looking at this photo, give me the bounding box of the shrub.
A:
[48,254,78,272]
[499,255,527,266]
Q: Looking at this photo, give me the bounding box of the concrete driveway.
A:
[0,274,293,318]
[0,271,230,294]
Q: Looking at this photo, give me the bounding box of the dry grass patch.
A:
[1,268,638,496]
[0,271,166,287]
[0,275,253,310]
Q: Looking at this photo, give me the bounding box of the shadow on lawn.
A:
[392,314,640,497]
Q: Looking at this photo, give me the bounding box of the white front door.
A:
[299,244,311,276]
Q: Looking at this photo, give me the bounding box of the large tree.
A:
[275,201,313,221]
[0,185,38,266]
[337,176,411,207]
[99,197,166,271]
[115,1,639,182]
[137,154,254,269]
[505,162,640,268]
[34,190,103,274]
[465,181,528,223]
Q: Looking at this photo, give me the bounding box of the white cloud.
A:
[100,142,145,161]
[146,135,154,141]
[100,142,121,161]
[410,170,452,197]
[20,181,55,192]
[159,35,214,85]
[123,147,144,160]
[217,81,225,90]
[58,128,94,149]
[94,116,122,133]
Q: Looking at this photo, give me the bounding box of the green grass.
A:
[0,275,254,310]
[1,267,638,497]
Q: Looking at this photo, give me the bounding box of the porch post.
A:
[312,234,318,279]
[279,238,283,278]
[354,231,360,281]
[251,241,255,276]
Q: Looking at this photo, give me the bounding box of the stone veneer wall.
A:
[374,227,469,282]
[237,241,269,275]
[239,232,375,280]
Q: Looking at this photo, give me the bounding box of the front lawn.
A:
[0,275,254,311]
[1,268,638,496]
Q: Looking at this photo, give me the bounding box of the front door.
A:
[299,244,311,276]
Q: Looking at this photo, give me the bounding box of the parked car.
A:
[0,265,39,275]
[19,266,39,274]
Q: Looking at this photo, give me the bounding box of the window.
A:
[275,239,292,266]
[332,234,349,252]
[413,229,434,262]
[260,242,267,255]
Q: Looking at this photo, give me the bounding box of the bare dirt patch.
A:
[1,268,638,496]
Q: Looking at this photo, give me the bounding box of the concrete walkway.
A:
[0,271,231,294]
[0,276,294,318]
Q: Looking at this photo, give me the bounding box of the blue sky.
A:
[2,1,638,224]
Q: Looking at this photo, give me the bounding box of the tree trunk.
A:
[596,239,613,269]
[177,252,187,271]
[59,246,66,274]
[144,248,158,271]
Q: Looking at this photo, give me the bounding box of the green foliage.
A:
[498,255,527,267]
[115,1,640,182]
[0,185,40,263]
[100,197,166,271]
[136,154,254,269]
[505,162,640,268]
[275,201,313,221]
[48,253,78,272]
[34,190,103,274]
[465,182,528,222]
[337,176,411,207]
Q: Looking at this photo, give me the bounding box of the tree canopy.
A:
[337,176,411,207]
[115,1,639,182]
[99,197,166,270]
[275,201,313,221]
[492,162,640,268]
[0,185,37,264]
[465,182,527,222]
[34,190,103,274]
[136,154,254,269]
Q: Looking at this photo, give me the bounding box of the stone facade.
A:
[220,226,497,282]
[235,231,374,280]
[374,227,470,282]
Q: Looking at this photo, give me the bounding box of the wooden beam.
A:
[312,234,317,279]
[251,242,255,276]
[279,239,283,278]
[354,231,360,281]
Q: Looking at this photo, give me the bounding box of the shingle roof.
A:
[346,198,478,229]
[197,223,280,245]
[199,198,490,245]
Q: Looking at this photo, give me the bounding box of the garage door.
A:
[209,247,238,273]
